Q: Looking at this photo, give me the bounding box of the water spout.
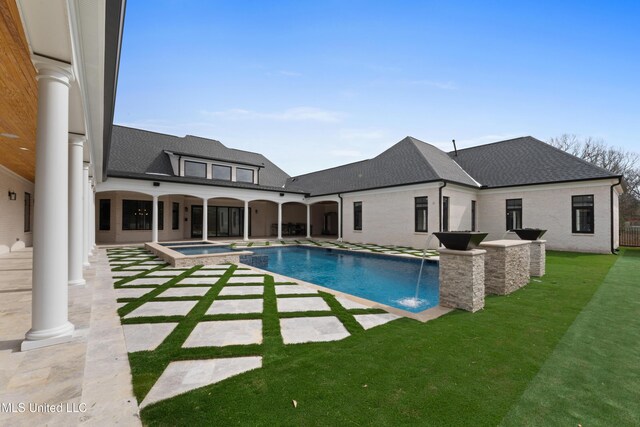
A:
[398,234,434,309]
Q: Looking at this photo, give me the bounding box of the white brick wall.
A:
[478,179,619,253]
[0,166,34,254]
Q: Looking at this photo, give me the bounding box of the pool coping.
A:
[241,262,452,323]
[145,242,253,268]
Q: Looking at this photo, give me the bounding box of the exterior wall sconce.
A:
[279,193,284,197]
[153,182,160,187]
[8,191,17,201]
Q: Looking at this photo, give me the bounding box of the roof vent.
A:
[452,139,458,156]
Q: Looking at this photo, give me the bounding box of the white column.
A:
[151,195,159,243]
[82,165,90,266]
[277,202,283,240]
[243,200,249,241]
[337,199,342,241]
[89,182,96,250]
[68,134,85,286]
[22,56,75,350]
[306,204,311,238]
[202,199,208,240]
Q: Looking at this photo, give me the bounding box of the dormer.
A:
[164,151,262,185]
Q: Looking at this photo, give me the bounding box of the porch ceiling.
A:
[0,0,37,182]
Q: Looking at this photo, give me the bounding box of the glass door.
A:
[207,207,217,238]
[191,205,203,237]
[230,207,240,236]
[217,207,229,236]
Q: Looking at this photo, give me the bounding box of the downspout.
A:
[438,181,447,232]
[338,193,343,241]
[610,176,622,254]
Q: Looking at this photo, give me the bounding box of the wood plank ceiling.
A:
[0,0,37,182]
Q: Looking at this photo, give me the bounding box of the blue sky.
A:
[115,0,639,176]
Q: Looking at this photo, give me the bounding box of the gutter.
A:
[338,193,343,241]
[611,177,622,254]
[438,181,447,231]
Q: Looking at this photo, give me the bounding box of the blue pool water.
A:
[173,245,237,255]
[252,246,439,313]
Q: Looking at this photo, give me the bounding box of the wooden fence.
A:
[620,226,640,247]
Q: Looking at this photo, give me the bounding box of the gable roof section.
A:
[449,136,618,188]
[107,125,294,190]
[285,136,479,196]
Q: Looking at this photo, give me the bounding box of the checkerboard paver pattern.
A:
[107,245,404,409]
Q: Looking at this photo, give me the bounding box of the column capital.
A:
[68,133,86,147]
[31,55,74,86]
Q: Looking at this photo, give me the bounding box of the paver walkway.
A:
[108,246,401,408]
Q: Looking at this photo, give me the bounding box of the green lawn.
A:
[138,249,639,426]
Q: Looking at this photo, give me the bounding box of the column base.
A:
[68,278,86,287]
[22,321,75,351]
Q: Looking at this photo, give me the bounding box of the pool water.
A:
[173,245,237,255]
[252,246,439,313]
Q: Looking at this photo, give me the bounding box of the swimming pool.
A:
[172,245,238,255]
[160,241,208,247]
[252,246,439,313]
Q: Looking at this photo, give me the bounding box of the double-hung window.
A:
[353,202,362,230]
[506,199,522,230]
[572,195,594,233]
[415,197,428,232]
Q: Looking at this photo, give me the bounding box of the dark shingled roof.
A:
[107,125,295,191]
[107,127,618,196]
[449,136,618,188]
[284,136,479,196]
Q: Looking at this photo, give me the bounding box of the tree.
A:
[548,134,640,224]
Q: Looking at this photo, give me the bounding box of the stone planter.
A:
[512,228,547,240]
[434,232,489,251]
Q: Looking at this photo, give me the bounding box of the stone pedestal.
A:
[479,240,530,295]
[438,248,486,312]
[529,240,546,277]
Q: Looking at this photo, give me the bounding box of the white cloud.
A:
[201,107,344,123]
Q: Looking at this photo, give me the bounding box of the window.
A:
[572,195,594,233]
[158,201,164,230]
[172,202,180,230]
[415,197,428,232]
[212,164,231,181]
[471,200,477,232]
[122,200,152,230]
[184,160,207,178]
[236,168,254,183]
[99,199,111,230]
[506,199,522,230]
[24,192,31,232]
[442,196,450,231]
[354,202,362,230]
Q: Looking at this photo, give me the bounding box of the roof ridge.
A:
[289,158,371,180]
[528,138,617,176]
[403,137,440,178]
[113,124,184,139]
[450,136,533,153]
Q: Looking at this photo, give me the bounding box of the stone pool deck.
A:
[0,248,140,426]
[1,239,433,423]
